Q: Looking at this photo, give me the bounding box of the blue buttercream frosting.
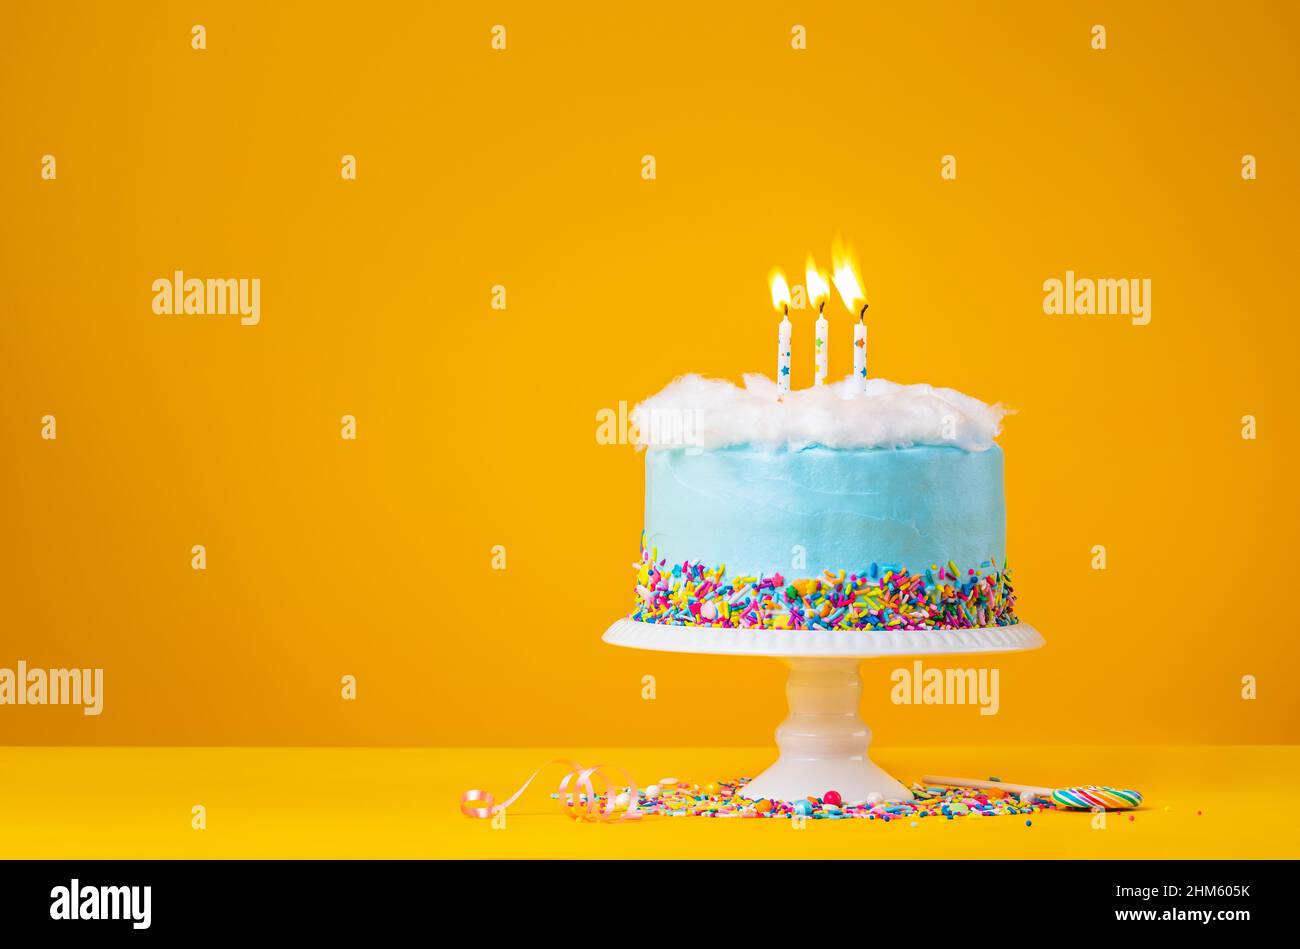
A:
[644,444,1006,578]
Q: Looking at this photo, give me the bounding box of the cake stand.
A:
[603,619,1044,805]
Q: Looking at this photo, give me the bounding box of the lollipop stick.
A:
[922,775,1054,796]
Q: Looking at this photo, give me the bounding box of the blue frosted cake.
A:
[629,373,1016,632]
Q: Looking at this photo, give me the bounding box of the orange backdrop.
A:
[1,1,1296,746]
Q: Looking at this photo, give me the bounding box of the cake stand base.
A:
[602,618,1043,806]
[739,658,912,805]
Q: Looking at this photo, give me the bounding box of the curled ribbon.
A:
[461,758,642,823]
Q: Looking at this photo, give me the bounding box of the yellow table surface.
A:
[2,746,1295,859]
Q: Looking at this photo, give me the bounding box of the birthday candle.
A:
[832,243,868,393]
[778,313,792,395]
[814,311,828,386]
[769,270,792,395]
[806,256,830,386]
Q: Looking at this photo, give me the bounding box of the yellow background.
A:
[1,1,1296,750]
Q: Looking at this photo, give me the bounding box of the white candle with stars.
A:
[832,247,869,393]
[853,318,867,385]
[806,257,831,386]
[769,270,793,395]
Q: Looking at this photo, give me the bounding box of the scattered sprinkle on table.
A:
[574,779,1051,821]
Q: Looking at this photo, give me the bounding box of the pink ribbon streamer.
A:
[461,758,642,822]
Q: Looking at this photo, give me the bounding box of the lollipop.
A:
[922,774,1142,811]
[1049,785,1142,809]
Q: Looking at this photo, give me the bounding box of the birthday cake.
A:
[629,373,1017,632]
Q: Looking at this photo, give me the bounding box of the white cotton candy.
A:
[630,373,1010,452]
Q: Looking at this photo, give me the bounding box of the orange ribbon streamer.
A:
[461,758,642,822]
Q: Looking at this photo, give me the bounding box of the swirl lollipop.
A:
[1049,785,1142,809]
[922,774,1142,810]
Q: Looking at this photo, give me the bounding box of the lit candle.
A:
[769,269,792,395]
[831,246,868,392]
[805,256,831,386]
[853,319,867,387]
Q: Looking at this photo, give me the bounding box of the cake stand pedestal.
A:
[602,619,1044,805]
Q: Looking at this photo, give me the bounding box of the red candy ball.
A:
[823,790,843,806]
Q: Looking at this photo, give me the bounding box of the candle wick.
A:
[782,304,788,317]
[859,303,868,321]
[818,301,825,314]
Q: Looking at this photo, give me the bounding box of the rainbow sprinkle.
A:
[565,778,1048,821]
[632,536,1017,631]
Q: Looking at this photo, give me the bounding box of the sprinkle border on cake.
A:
[632,534,1017,631]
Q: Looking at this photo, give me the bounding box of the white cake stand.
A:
[603,618,1044,805]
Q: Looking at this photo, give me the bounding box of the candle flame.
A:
[805,255,830,310]
[768,269,791,313]
[831,242,867,317]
